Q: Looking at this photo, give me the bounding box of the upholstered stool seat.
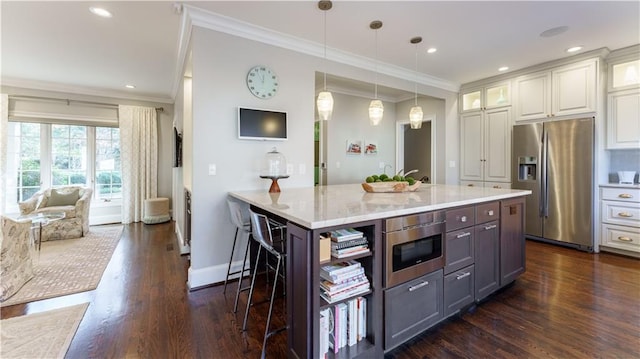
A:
[143,197,170,224]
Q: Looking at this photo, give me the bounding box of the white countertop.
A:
[229,184,532,229]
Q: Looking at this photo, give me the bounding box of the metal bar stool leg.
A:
[223,227,240,294]
[234,233,252,313]
[262,254,285,359]
[243,244,262,331]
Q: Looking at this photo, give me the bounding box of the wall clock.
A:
[246,66,279,99]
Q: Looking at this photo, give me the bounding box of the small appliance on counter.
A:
[618,171,636,185]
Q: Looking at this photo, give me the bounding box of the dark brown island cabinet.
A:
[286,196,526,358]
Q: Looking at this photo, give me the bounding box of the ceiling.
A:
[2,1,639,103]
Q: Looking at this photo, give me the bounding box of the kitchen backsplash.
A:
[608,149,640,183]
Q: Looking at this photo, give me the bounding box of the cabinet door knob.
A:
[617,236,633,242]
[619,194,633,199]
[618,212,633,218]
[460,216,467,223]
[487,210,494,216]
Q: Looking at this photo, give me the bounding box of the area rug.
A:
[0,303,89,358]
[1,226,123,307]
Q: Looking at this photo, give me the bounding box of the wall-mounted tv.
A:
[238,107,287,141]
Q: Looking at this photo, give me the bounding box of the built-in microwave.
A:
[384,211,446,288]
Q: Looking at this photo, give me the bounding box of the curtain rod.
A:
[9,95,164,112]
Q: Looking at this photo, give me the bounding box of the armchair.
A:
[0,216,34,302]
[19,186,93,241]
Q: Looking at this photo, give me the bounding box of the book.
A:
[320,281,370,304]
[337,303,348,350]
[328,305,340,353]
[357,296,366,342]
[320,260,362,275]
[331,247,370,259]
[320,267,365,283]
[319,308,330,358]
[330,237,368,250]
[348,299,357,346]
[329,228,364,242]
[320,273,368,294]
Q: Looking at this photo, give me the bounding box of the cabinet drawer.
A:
[476,202,500,224]
[445,229,474,274]
[384,270,443,350]
[601,223,640,252]
[446,206,475,231]
[601,187,640,202]
[444,265,475,317]
[602,201,640,227]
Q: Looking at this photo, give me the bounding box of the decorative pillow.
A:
[45,189,79,207]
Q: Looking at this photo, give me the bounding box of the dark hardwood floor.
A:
[2,222,639,358]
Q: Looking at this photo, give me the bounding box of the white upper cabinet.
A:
[460,107,512,183]
[461,81,511,113]
[514,59,597,122]
[607,56,640,149]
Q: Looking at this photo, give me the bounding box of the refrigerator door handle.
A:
[542,130,550,218]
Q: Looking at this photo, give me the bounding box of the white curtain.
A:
[0,94,8,215]
[119,105,158,224]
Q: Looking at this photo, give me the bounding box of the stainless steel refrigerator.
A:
[512,118,594,251]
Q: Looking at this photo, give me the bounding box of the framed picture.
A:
[364,141,378,155]
[346,139,362,154]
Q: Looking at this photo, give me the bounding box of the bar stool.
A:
[225,199,253,313]
[245,209,287,359]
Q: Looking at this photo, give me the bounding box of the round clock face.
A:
[247,66,279,99]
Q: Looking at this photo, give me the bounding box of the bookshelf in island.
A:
[229,184,530,358]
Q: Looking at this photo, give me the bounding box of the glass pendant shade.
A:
[369,99,384,126]
[261,147,287,177]
[317,91,334,121]
[409,106,423,129]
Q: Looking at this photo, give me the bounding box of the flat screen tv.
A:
[238,107,287,141]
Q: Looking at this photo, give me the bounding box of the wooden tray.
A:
[361,181,421,193]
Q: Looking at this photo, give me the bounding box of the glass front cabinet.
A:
[460,81,511,112]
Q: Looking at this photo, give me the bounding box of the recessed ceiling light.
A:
[498,66,509,72]
[125,84,136,89]
[89,7,112,18]
[427,47,437,54]
[566,46,583,53]
[540,26,569,38]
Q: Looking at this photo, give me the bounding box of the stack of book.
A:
[320,260,370,304]
[319,296,367,357]
[325,228,370,259]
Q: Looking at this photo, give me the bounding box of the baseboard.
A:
[174,225,190,255]
[89,214,121,226]
[188,259,249,290]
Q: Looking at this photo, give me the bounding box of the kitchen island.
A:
[229,184,531,358]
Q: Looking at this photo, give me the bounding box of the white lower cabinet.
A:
[600,185,640,257]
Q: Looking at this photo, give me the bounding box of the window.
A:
[95,127,121,201]
[5,122,121,212]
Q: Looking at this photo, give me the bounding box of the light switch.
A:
[299,164,306,175]
[286,164,294,175]
[209,164,216,175]
[336,161,341,169]
[449,161,456,168]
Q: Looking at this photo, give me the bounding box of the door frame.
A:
[395,115,436,182]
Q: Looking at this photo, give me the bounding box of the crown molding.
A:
[1,77,173,104]
[180,4,460,94]
[170,5,194,101]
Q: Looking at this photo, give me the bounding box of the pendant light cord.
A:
[374,28,378,99]
[323,9,327,91]
[414,42,418,106]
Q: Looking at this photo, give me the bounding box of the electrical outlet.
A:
[286,164,294,175]
[209,164,216,175]
[379,162,385,169]
[449,161,456,168]
[336,161,341,169]
[299,163,306,175]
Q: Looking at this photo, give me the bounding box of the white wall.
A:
[325,93,397,184]
[186,25,460,288]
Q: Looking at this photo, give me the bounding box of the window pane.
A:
[95,127,121,200]
[10,123,42,204]
[52,124,68,138]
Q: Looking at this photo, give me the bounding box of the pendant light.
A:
[409,36,423,129]
[317,1,334,121]
[369,20,384,126]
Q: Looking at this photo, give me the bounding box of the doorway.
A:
[396,117,434,183]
